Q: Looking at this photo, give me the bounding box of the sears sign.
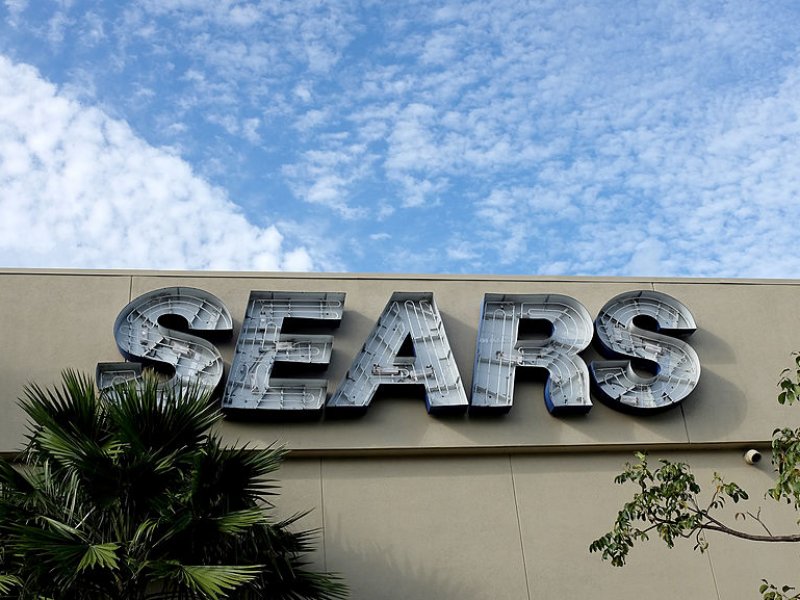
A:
[97,287,700,417]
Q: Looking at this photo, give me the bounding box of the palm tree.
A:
[0,371,347,600]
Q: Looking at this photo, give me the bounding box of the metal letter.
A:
[97,287,233,391]
[327,292,468,414]
[222,291,345,413]
[470,293,594,415]
[590,290,700,413]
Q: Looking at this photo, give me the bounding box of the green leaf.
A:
[0,574,22,595]
[213,507,268,535]
[152,561,262,600]
[76,543,120,572]
[0,371,346,599]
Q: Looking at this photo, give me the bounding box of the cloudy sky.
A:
[1,1,799,277]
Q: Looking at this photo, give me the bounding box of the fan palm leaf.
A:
[0,370,346,600]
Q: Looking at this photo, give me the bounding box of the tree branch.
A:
[698,522,800,543]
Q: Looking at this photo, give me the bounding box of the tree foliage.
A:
[0,371,347,600]
[590,354,800,599]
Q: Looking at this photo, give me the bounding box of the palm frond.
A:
[191,442,285,512]
[105,374,220,459]
[21,371,105,444]
[75,542,120,572]
[1,371,346,600]
[212,508,268,535]
[150,561,262,600]
[0,574,21,595]
[0,461,29,492]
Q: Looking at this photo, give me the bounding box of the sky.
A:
[1,1,799,277]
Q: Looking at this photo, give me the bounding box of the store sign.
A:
[97,287,700,417]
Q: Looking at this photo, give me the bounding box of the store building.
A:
[1,269,799,599]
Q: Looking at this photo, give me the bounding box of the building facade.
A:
[1,269,799,599]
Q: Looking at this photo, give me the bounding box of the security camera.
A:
[744,449,762,465]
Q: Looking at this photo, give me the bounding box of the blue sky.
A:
[1,1,799,276]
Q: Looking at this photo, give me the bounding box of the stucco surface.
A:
[271,451,794,600]
[0,273,131,450]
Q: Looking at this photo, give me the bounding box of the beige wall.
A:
[274,450,796,600]
[1,269,799,598]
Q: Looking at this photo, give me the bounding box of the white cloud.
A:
[392,175,446,208]
[282,144,373,218]
[376,204,395,220]
[4,0,28,21]
[46,10,70,44]
[293,108,329,133]
[624,239,667,277]
[445,241,478,262]
[0,56,312,271]
[5,1,800,277]
[240,117,261,144]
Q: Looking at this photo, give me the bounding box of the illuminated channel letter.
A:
[96,287,233,391]
[327,292,468,414]
[222,291,345,413]
[590,290,700,413]
[470,294,594,415]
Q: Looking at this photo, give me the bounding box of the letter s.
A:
[590,290,700,413]
[96,287,233,392]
